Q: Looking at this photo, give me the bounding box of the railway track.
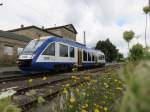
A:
[0,65,108,83]
[7,64,121,112]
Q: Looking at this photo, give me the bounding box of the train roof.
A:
[38,36,104,55]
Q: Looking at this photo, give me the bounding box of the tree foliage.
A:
[116,52,124,62]
[123,30,135,54]
[143,6,150,14]
[123,30,134,43]
[143,6,150,48]
[130,44,144,61]
[95,39,120,62]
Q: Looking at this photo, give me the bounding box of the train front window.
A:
[22,39,45,55]
[43,43,55,56]
[83,50,87,61]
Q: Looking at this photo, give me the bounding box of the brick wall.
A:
[13,28,52,39]
[0,37,27,66]
[47,28,76,41]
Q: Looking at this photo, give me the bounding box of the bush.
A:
[129,44,144,61]
[143,48,150,60]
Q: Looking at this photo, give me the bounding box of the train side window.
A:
[102,55,105,60]
[43,43,55,56]
[70,47,75,58]
[83,50,87,61]
[88,52,91,61]
[94,55,97,61]
[92,54,94,61]
[60,44,68,57]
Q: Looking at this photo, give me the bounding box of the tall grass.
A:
[119,61,150,112]
[0,97,21,112]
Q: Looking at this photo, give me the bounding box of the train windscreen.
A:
[22,39,45,55]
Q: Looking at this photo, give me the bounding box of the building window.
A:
[70,47,75,58]
[83,50,87,61]
[43,43,55,56]
[18,47,24,55]
[88,52,91,61]
[4,45,13,56]
[59,44,68,57]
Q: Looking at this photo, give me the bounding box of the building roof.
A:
[45,24,78,34]
[0,30,31,42]
[7,25,62,37]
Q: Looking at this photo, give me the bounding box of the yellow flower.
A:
[104,107,108,111]
[91,80,97,83]
[28,79,33,83]
[116,87,123,90]
[71,76,76,79]
[42,76,47,80]
[84,76,90,80]
[71,76,80,80]
[94,104,99,108]
[74,79,77,82]
[76,88,79,93]
[80,84,83,87]
[94,108,100,112]
[70,96,75,103]
[114,79,118,82]
[66,84,70,87]
[82,103,88,108]
[81,109,87,112]
[63,88,68,94]
[85,103,88,108]
[82,92,86,96]
[69,104,73,108]
[104,83,109,88]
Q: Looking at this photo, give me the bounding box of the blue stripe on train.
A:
[19,62,98,72]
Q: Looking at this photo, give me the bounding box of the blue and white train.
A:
[17,36,105,72]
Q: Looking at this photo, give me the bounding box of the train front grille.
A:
[17,59,32,67]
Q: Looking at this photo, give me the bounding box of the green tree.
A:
[116,52,124,62]
[95,39,119,62]
[123,30,135,52]
[130,43,144,61]
[143,6,150,48]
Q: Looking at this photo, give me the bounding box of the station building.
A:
[0,30,31,66]
[8,24,77,41]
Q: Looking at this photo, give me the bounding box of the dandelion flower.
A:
[94,108,100,112]
[66,84,70,87]
[116,87,123,90]
[104,83,109,88]
[81,109,87,112]
[28,79,33,83]
[42,76,47,80]
[82,103,88,108]
[84,76,90,80]
[63,88,68,94]
[104,107,108,111]
[70,96,75,103]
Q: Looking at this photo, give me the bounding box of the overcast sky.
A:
[0,0,150,56]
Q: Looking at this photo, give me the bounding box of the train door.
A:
[77,49,82,66]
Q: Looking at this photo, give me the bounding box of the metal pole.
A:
[83,31,86,46]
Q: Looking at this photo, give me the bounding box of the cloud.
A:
[0,0,149,57]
